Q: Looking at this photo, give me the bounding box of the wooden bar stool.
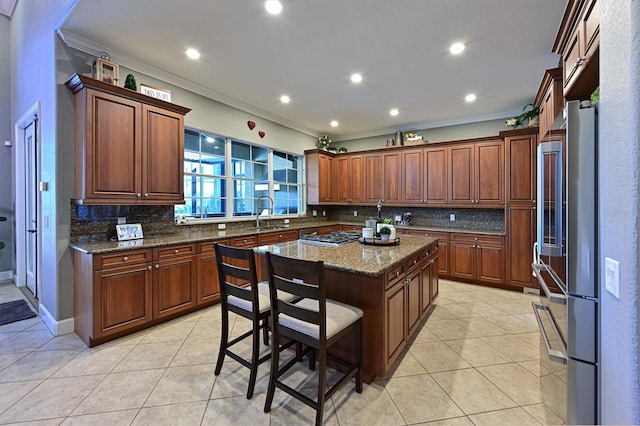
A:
[263,252,363,425]
[213,243,297,399]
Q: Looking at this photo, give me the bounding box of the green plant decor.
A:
[124,74,137,91]
[316,135,332,150]
[379,226,392,235]
[506,103,540,129]
[591,86,600,104]
[0,216,6,250]
[383,217,393,225]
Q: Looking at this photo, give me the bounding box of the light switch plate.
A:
[284,219,290,224]
[353,210,358,216]
[605,257,620,299]
[117,217,126,224]
[312,210,317,217]
[218,223,226,230]
[449,213,455,221]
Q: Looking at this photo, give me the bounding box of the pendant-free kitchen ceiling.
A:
[58,0,566,139]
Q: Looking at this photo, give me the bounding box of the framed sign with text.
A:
[140,84,172,102]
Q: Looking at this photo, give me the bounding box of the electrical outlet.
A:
[312,210,317,217]
[605,257,620,298]
[284,219,290,224]
[218,223,226,230]
[353,210,358,217]
[322,210,326,217]
[449,214,455,221]
[118,217,126,224]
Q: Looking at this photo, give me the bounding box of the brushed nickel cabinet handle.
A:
[174,249,179,254]
[147,265,152,270]
[155,264,160,269]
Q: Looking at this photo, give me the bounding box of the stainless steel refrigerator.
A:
[532,100,598,425]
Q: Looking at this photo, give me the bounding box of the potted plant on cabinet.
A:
[505,103,540,129]
[379,226,392,242]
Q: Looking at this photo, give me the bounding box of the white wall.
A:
[336,118,507,152]
[0,15,12,274]
[11,0,77,325]
[598,0,640,423]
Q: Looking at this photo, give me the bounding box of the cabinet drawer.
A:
[386,263,405,288]
[198,239,228,254]
[341,224,364,232]
[451,233,504,246]
[155,244,197,260]
[231,235,258,247]
[318,225,340,234]
[406,254,421,272]
[258,230,299,245]
[96,249,152,269]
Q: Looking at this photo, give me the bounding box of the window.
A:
[175,129,303,221]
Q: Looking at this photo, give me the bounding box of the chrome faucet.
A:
[256,195,274,229]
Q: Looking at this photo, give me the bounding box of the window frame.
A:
[177,127,305,224]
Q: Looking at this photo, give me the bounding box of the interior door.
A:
[25,121,38,296]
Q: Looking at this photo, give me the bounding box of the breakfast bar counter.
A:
[257,235,440,383]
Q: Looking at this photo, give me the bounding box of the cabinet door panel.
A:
[364,153,383,203]
[437,241,449,277]
[350,155,365,202]
[420,260,432,315]
[476,245,504,284]
[143,105,184,202]
[449,145,473,204]
[475,142,504,204]
[506,134,536,204]
[385,283,406,366]
[94,264,152,336]
[319,155,334,202]
[506,206,536,287]
[450,242,474,280]
[424,147,447,204]
[430,257,439,302]
[154,257,197,318]
[198,253,220,304]
[383,152,402,203]
[402,149,423,204]
[407,269,421,336]
[334,156,350,203]
[89,91,141,199]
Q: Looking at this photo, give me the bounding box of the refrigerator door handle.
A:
[532,302,568,364]
[532,262,567,305]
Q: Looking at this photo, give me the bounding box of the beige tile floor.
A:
[0,278,565,425]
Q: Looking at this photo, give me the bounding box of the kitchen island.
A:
[71,224,438,382]
[256,235,439,383]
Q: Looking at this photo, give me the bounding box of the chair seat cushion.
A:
[228,281,295,313]
[279,298,363,339]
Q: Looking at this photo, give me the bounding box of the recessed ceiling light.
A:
[330,120,339,127]
[350,73,363,83]
[280,95,290,103]
[465,94,477,102]
[186,48,200,60]
[389,108,399,116]
[265,0,282,15]
[450,42,465,55]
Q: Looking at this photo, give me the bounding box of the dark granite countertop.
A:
[70,220,502,255]
[255,235,438,276]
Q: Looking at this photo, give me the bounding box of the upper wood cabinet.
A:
[334,154,365,204]
[66,74,190,205]
[364,152,384,203]
[504,130,538,205]
[382,151,403,204]
[401,146,448,205]
[449,141,504,207]
[553,0,600,100]
[534,68,564,142]
[306,149,335,205]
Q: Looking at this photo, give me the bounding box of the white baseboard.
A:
[0,270,12,281]
[39,303,75,336]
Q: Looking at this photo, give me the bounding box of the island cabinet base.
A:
[320,244,439,383]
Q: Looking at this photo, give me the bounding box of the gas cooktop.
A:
[299,231,361,247]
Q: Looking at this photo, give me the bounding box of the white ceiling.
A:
[58,0,567,140]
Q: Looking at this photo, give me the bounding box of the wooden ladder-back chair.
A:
[214,243,296,399]
[263,252,363,425]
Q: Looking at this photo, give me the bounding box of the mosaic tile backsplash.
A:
[71,203,504,243]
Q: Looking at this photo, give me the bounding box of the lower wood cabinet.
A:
[152,244,197,319]
[450,233,505,285]
[405,229,449,277]
[197,240,227,305]
[384,248,439,370]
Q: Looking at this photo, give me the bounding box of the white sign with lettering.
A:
[140,84,172,102]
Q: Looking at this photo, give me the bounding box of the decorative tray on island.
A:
[358,237,400,246]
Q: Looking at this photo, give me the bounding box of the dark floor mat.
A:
[0,299,37,326]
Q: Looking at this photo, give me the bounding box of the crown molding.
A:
[56,29,319,138]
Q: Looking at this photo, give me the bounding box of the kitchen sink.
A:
[256,226,288,232]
